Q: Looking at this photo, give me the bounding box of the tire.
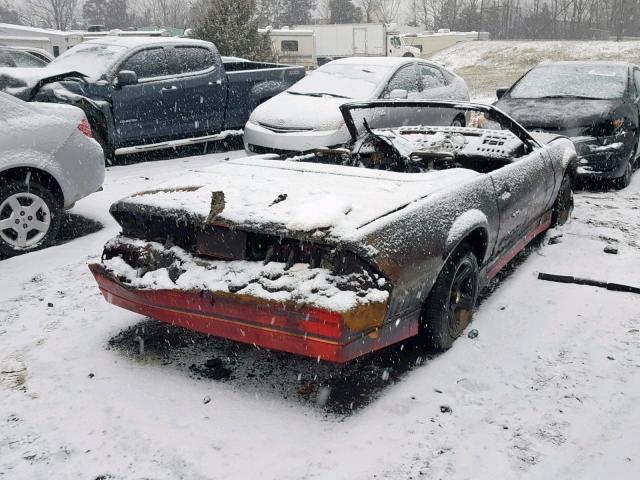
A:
[420,243,479,351]
[613,159,632,190]
[93,130,115,166]
[451,115,465,127]
[551,174,573,226]
[0,180,62,256]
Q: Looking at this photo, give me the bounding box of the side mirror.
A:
[389,88,408,100]
[496,87,508,99]
[116,70,138,87]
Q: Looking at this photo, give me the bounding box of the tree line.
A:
[1,0,639,60]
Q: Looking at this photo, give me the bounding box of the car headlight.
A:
[583,118,627,137]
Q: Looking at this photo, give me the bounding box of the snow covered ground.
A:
[2,40,640,479]
[1,147,639,479]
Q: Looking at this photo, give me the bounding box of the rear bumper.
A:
[89,265,416,363]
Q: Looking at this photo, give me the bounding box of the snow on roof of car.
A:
[328,56,424,67]
[82,36,212,49]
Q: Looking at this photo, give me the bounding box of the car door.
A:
[110,47,178,143]
[168,45,226,135]
[488,147,556,256]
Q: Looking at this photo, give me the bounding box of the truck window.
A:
[386,64,419,95]
[10,51,47,68]
[0,51,16,67]
[174,46,215,74]
[281,40,298,52]
[120,48,168,80]
[420,64,446,90]
[390,36,401,48]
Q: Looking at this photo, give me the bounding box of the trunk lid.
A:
[117,157,480,240]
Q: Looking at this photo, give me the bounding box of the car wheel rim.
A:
[452,119,463,127]
[448,260,477,335]
[0,192,51,250]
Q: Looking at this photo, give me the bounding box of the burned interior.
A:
[303,101,538,174]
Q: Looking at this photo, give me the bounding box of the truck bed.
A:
[223,59,305,129]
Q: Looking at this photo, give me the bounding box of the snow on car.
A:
[243,56,469,154]
[89,101,576,362]
[0,91,104,255]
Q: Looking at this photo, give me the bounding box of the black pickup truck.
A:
[0,37,305,159]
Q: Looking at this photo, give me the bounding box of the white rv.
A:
[294,23,420,65]
[260,28,316,69]
[402,30,491,57]
[0,23,83,57]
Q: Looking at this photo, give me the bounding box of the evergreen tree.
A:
[329,0,361,24]
[194,0,272,60]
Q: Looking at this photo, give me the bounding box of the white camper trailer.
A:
[0,23,83,56]
[402,30,490,57]
[294,23,420,65]
[259,28,316,68]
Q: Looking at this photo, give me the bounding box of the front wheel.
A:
[420,243,479,351]
[451,115,465,127]
[0,181,62,256]
[613,159,632,190]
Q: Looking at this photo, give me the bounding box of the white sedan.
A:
[0,92,104,256]
[243,57,469,154]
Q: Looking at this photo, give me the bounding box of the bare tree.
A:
[375,0,401,23]
[25,0,80,30]
[358,0,379,22]
[138,0,192,28]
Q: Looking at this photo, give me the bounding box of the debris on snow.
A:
[467,329,479,339]
[604,245,618,254]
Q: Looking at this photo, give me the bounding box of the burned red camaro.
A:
[90,101,576,362]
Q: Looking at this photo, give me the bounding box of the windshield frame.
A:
[339,100,541,150]
[506,63,631,101]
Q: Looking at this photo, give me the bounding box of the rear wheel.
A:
[551,174,573,226]
[421,243,479,351]
[0,181,62,256]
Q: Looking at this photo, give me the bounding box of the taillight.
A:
[78,118,93,138]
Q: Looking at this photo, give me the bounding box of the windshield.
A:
[509,64,628,100]
[288,63,392,99]
[49,43,128,78]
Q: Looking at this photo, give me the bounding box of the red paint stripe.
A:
[486,211,552,279]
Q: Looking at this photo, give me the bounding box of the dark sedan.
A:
[495,61,638,188]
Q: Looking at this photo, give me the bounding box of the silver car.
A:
[0,92,104,256]
[243,56,470,154]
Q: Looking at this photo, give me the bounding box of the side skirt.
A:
[483,210,552,282]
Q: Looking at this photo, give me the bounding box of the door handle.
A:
[161,86,178,93]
